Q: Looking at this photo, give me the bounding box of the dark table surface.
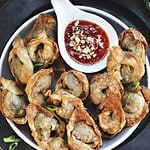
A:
[0,0,150,150]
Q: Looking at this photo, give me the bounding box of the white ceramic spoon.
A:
[51,0,118,73]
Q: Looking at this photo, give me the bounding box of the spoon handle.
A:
[51,0,81,22]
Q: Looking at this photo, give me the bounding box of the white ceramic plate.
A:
[0,6,150,150]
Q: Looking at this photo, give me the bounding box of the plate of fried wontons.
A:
[0,6,150,150]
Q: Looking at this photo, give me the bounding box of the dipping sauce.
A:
[65,20,110,65]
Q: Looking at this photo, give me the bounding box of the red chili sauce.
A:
[64,20,109,65]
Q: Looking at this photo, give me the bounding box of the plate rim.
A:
[0,5,150,150]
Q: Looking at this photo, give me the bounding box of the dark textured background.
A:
[0,0,150,150]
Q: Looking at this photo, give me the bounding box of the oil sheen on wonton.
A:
[26,104,68,150]
[67,107,102,150]
[0,77,27,124]
[55,70,89,101]
[25,68,54,106]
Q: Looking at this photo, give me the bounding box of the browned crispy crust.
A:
[25,68,54,106]
[49,90,84,119]
[26,103,67,150]
[25,13,56,43]
[27,30,59,67]
[55,70,89,101]
[107,46,145,84]
[8,36,34,85]
[119,27,148,64]
[0,77,27,124]
[67,107,102,150]
[90,72,124,104]
[122,91,149,126]
[97,95,126,138]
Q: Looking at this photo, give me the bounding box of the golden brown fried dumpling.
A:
[122,91,149,126]
[0,77,27,124]
[107,46,145,84]
[137,85,150,104]
[55,70,89,101]
[90,72,124,104]
[25,14,56,42]
[97,95,126,138]
[119,28,148,64]
[27,30,59,67]
[49,90,84,119]
[8,36,34,85]
[67,107,102,150]
[46,137,69,150]
[25,68,54,106]
[26,103,67,150]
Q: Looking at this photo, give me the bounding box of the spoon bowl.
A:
[51,0,118,73]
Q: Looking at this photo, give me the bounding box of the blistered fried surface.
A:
[0,77,27,124]
[119,28,148,64]
[26,103,66,150]
[25,68,54,106]
[27,30,59,67]
[55,70,89,100]
[67,107,102,150]
[90,72,124,104]
[97,95,126,138]
[50,90,84,119]
[25,14,56,42]
[107,46,145,83]
[122,91,149,126]
[8,36,34,85]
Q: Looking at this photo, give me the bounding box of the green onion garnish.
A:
[46,105,59,111]
[127,81,140,91]
[3,135,20,143]
[34,62,44,68]
[9,142,18,150]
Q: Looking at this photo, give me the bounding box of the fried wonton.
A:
[26,103,67,150]
[49,90,84,119]
[119,28,148,64]
[8,36,34,85]
[27,30,59,67]
[0,77,27,124]
[55,70,89,100]
[25,13,56,43]
[25,68,54,106]
[67,107,102,150]
[97,95,126,138]
[107,46,145,84]
[122,91,149,126]
[90,72,124,104]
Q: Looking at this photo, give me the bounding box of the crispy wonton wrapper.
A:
[0,77,27,124]
[97,95,126,138]
[25,68,54,106]
[26,103,67,150]
[67,107,102,150]
[8,36,34,85]
[55,70,89,101]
